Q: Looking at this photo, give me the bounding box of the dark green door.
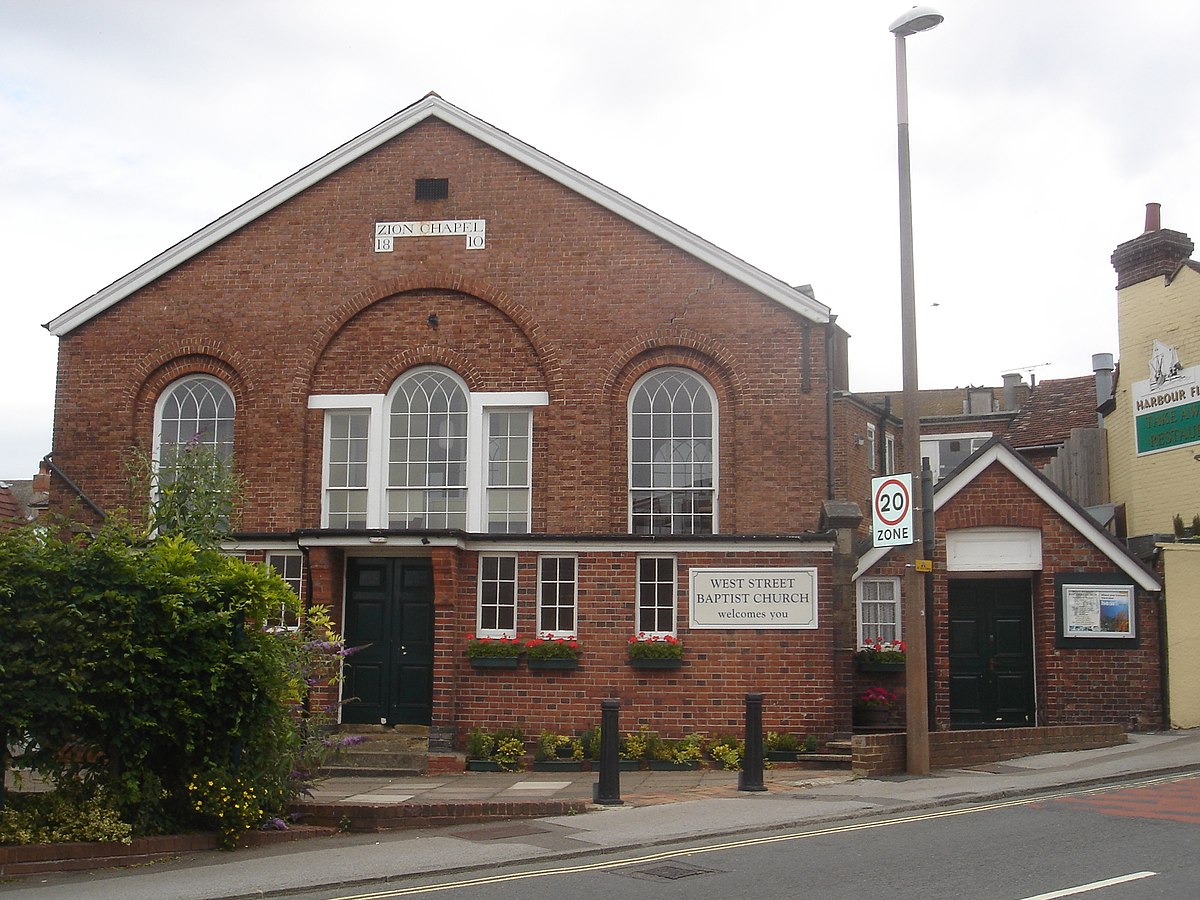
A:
[342,558,435,726]
[948,579,1035,727]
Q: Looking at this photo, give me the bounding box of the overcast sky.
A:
[3,0,1199,478]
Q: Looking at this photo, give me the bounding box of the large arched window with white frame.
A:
[628,367,717,535]
[312,370,544,532]
[154,375,235,473]
[388,367,470,530]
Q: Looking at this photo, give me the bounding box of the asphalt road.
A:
[289,774,1200,900]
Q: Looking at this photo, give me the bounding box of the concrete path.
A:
[2,729,1197,899]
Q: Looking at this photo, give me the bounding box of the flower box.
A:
[466,759,505,772]
[470,656,520,669]
[856,660,905,673]
[619,759,641,771]
[628,657,683,669]
[853,706,892,727]
[527,657,579,670]
[765,750,805,762]
[648,759,700,771]
[533,759,585,772]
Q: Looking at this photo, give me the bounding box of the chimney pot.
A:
[1092,352,1115,426]
[1002,372,1023,411]
[1145,202,1162,232]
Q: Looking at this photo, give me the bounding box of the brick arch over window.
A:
[130,350,249,453]
[294,273,564,404]
[601,331,743,533]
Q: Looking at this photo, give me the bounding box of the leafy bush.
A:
[651,736,703,766]
[0,518,351,844]
[0,789,132,846]
[706,734,744,771]
[465,727,526,770]
[535,731,584,761]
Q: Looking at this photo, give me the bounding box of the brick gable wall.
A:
[51,119,830,535]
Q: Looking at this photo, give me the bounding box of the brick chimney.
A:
[1110,202,1194,290]
[33,459,51,493]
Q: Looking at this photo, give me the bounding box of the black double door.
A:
[342,558,434,726]
[948,578,1036,727]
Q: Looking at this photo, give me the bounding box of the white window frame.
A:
[483,408,532,534]
[857,576,901,646]
[920,431,992,483]
[266,551,304,631]
[310,381,548,531]
[885,433,897,475]
[628,368,719,535]
[636,555,677,638]
[536,554,578,637]
[866,423,877,472]
[153,375,236,471]
[477,553,518,638]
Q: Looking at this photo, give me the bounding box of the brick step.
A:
[327,749,428,771]
[786,752,851,769]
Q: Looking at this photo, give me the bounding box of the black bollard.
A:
[738,692,766,792]
[593,699,624,805]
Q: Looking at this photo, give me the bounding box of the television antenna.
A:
[1002,361,1051,387]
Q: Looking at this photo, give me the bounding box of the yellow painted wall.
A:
[1106,266,1200,536]
[1161,543,1200,727]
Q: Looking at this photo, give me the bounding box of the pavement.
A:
[2,728,1198,899]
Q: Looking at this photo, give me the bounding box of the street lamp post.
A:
[890,5,942,776]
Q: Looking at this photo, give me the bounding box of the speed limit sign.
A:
[872,473,913,547]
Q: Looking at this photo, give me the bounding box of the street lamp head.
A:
[889,6,944,37]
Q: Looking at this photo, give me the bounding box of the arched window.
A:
[155,375,235,471]
[388,368,469,530]
[629,368,716,535]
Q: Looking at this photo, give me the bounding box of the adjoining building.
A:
[1105,203,1200,727]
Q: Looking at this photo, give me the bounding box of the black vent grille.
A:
[415,178,449,200]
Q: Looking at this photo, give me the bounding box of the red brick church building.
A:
[45,95,848,750]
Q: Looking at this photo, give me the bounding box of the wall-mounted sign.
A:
[1132,340,1200,455]
[872,473,913,547]
[1054,574,1138,647]
[374,219,486,252]
[688,567,818,629]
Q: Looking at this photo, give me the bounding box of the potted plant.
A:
[466,726,526,771]
[855,639,906,672]
[618,727,655,770]
[648,735,703,770]
[466,634,523,669]
[533,730,585,770]
[764,731,804,762]
[705,734,744,771]
[853,686,897,727]
[525,633,581,670]
[627,633,684,669]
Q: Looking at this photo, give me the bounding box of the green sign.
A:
[1135,399,1200,454]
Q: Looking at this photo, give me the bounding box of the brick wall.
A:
[852,723,1128,776]
[427,547,839,749]
[50,119,832,536]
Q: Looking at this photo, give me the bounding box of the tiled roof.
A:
[1006,376,1099,448]
[0,484,24,531]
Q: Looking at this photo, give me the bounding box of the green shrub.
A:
[706,734,744,771]
[0,789,132,846]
